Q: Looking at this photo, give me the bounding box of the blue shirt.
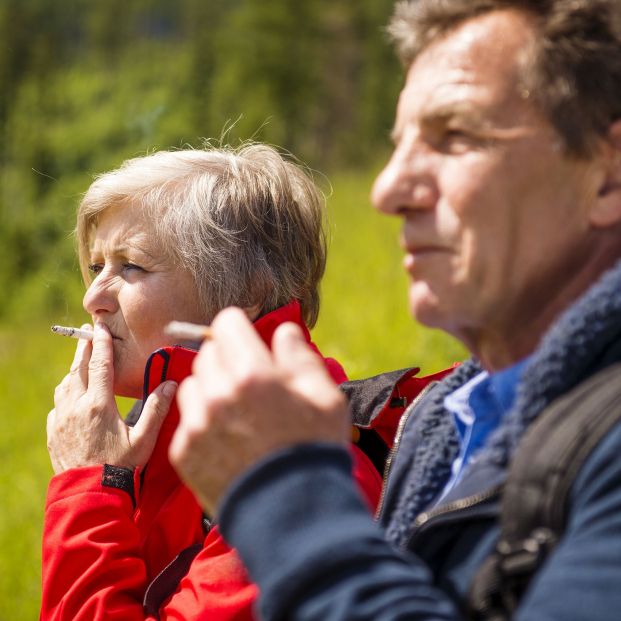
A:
[436,359,528,503]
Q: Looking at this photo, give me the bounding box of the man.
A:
[169,1,621,619]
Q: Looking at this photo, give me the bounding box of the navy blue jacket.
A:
[219,259,621,620]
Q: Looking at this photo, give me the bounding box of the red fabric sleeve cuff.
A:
[45,465,141,511]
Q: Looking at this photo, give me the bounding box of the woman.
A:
[41,144,391,620]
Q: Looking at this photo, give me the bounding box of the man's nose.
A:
[371,141,438,216]
[82,273,118,317]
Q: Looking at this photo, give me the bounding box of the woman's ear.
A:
[243,303,262,322]
[592,119,621,228]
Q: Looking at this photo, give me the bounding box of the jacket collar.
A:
[386,258,621,547]
[253,300,310,346]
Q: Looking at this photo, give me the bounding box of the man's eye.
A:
[88,263,103,276]
[444,129,469,143]
[437,129,474,153]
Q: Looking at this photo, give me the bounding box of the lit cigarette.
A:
[51,325,94,340]
[165,320,213,342]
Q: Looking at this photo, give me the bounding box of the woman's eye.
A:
[123,263,145,273]
[88,263,103,276]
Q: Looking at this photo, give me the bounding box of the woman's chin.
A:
[113,381,143,400]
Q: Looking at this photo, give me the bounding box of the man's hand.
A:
[47,322,176,473]
[169,307,349,516]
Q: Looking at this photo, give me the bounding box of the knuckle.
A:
[86,399,106,418]
[68,364,84,377]
[88,356,111,374]
[322,389,347,414]
[236,367,273,396]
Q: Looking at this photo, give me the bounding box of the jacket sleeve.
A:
[218,444,460,621]
[218,431,621,621]
[41,466,257,621]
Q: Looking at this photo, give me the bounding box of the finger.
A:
[129,380,177,468]
[67,323,94,391]
[176,375,208,432]
[46,409,62,474]
[169,376,207,465]
[206,307,272,376]
[88,322,114,395]
[46,408,55,439]
[272,322,339,400]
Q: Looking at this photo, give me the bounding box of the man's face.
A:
[372,9,602,364]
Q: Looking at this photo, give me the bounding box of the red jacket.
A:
[41,302,450,620]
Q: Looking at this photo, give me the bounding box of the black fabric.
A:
[341,368,419,428]
[354,428,390,477]
[143,543,203,618]
[101,464,135,507]
[124,400,143,427]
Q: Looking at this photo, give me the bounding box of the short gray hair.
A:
[77,144,327,326]
[388,0,621,157]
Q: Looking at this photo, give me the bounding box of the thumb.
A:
[129,380,177,467]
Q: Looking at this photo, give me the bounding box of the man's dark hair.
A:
[389,0,621,157]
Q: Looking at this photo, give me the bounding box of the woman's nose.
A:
[82,273,118,317]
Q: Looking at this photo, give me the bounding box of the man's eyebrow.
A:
[390,101,490,144]
[420,101,488,126]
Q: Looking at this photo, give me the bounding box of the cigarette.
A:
[165,320,213,342]
[51,325,94,340]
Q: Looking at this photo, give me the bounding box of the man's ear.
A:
[593,119,621,228]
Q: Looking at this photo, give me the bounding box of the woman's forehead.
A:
[89,204,160,258]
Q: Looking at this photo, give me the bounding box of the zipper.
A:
[374,381,439,520]
[408,483,503,546]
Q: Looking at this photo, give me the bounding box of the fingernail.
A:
[95,322,106,333]
[163,381,177,398]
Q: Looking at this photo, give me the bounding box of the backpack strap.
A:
[469,362,621,620]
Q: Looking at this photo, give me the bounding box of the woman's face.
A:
[82,204,206,398]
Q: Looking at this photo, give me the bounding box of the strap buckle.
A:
[496,527,558,578]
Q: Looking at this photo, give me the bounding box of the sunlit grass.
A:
[0,326,75,620]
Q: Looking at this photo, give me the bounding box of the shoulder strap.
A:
[469,363,621,620]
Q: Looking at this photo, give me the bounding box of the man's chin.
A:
[408,284,444,328]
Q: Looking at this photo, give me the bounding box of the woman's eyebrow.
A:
[89,240,157,260]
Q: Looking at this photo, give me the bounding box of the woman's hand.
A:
[47,322,177,474]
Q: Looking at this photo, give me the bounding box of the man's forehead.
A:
[393,10,537,135]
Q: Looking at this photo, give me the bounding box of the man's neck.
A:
[467,253,621,372]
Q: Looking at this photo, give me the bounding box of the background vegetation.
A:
[0,1,465,618]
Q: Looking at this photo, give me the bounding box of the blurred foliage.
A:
[0,3,467,617]
[0,0,402,318]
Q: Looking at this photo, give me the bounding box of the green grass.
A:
[0,326,75,620]
[0,167,466,620]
